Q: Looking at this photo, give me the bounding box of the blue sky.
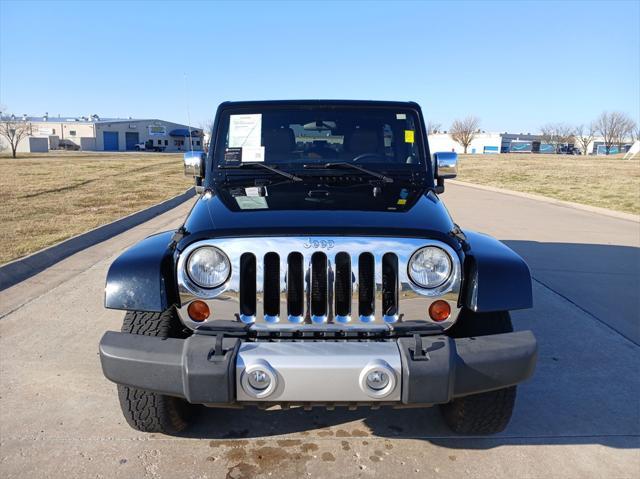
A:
[1,0,638,132]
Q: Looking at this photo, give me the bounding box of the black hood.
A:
[181,180,456,246]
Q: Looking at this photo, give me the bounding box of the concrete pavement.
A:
[1,183,638,478]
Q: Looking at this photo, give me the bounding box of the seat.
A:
[342,129,382,159]
[262,128,295,157]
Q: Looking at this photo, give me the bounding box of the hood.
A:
[181,181,456,246]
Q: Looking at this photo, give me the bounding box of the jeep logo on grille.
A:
[303,239,335,250]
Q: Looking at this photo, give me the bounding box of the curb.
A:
[0,188,196,291]
[448,180,639,223]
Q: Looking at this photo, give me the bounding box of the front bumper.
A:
[99,330,537,406]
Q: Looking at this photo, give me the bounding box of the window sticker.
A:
[235,196,268,210]
[245,186,267,197]
[229,114,262,147]
[242,146,265,163]
[404,130,415,143]
[224,147,242,165]
[396,199,407,205]
[396,113,406,120]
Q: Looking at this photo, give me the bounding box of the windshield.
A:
[213,106,425,170]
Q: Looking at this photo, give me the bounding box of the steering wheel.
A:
[351,153,385,163]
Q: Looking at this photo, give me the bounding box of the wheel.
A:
[440,310,517,434]
[116,309,195,434]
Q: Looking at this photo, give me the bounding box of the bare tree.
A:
[539,124,556,147]
[200,119,214,151]
[0,116,31,158]
[574,123,596,155]
[540,123,575,151]
[556,123,576,146]
[615,117,636,150]
[427,121,442,135]
[450,116,480,154]
[594,111,635,154]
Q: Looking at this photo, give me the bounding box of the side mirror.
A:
[184,151,205,194]
[184,151,204,178]
[433,152,458,193]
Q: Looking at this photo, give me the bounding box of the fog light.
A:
[187,300,210,321]
[247,369,271,390]
[359,361,396,398]
[429,300,451,322]
[366,370,390,391]
[241,361,277,398]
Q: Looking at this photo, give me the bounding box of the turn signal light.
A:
[429,300,451,322]
[187,300,210,321]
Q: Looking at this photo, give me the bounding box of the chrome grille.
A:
[233,250,398,324]
[176,236,462,329]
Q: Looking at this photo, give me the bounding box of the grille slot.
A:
[239,253,256,321]
[263,252,280,319]
[334,252,352,320]
[382,252,399,321]
[310,252,328,321]
[287,252,304,321]
[358,253,375,321]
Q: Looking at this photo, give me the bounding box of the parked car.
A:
[100,100,537,435]
[134,140,166,152]
[559,145,581,155]
[57,139,80,151]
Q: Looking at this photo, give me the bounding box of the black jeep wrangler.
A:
[100,100,536,435]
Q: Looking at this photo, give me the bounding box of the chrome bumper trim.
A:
[235,341,402,402]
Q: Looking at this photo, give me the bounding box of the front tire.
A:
[116,309,194,434]
[440,310,517,434]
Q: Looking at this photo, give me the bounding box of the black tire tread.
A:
[440,385,517,434]
[440,309,517,435]
[117,309,192,434]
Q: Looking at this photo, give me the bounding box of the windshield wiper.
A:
[220,163,302,182]
[303,162,393,183]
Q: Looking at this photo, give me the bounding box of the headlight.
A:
[186,246,231,289]
[408,246,452,288]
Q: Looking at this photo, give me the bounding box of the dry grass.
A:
[456,154,640,215]
[2,150,637,265]
[0,151,191,264]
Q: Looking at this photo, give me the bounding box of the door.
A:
[103,131,119,151]
[125,132,139,150]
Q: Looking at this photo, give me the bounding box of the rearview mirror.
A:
[184,151,205,194]
[433,152,458,193]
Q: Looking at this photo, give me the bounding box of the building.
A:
[1,114,203,153]
[428,132,502,154]
[428,131,634,155]
[429,131,552,154]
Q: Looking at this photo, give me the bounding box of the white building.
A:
[1,114,203,153]
[429,132,501,154]
[429,131,634,155]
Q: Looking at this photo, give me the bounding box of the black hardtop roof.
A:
[218,99,421,109]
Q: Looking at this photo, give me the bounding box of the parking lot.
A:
[0,182,638,478]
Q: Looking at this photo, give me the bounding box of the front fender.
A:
[462,230,533,312]
[104,231,178,312]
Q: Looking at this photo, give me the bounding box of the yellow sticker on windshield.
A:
[404,130,415,143]
[397,199,407,205]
